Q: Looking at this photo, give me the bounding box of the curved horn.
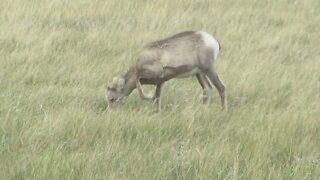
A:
[117,78,125,90]
[112,77,119,84]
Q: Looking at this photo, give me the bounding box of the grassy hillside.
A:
[1,0,320,179]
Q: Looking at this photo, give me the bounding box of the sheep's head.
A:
[105,77,126,108]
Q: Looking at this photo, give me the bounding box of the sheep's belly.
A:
[176,68,200,78]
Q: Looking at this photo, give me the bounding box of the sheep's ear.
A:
[104,84,112,92]
[112,77,119,86]
[117,78,125,90]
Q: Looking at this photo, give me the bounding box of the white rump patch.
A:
[197,31,220,60]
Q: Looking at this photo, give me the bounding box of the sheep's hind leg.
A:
[196,73,212,104]
[205,68,227,111]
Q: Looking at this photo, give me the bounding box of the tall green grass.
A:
[1,0,319,179]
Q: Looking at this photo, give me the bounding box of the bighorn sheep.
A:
[105,31,227,112]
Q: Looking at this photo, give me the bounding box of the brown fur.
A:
[106,31,227,112]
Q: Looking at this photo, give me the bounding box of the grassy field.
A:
[1,0,320,179]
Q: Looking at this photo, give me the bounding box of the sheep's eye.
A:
[109,98,116,102]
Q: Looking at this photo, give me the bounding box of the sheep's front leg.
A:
[136,79,154,101]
